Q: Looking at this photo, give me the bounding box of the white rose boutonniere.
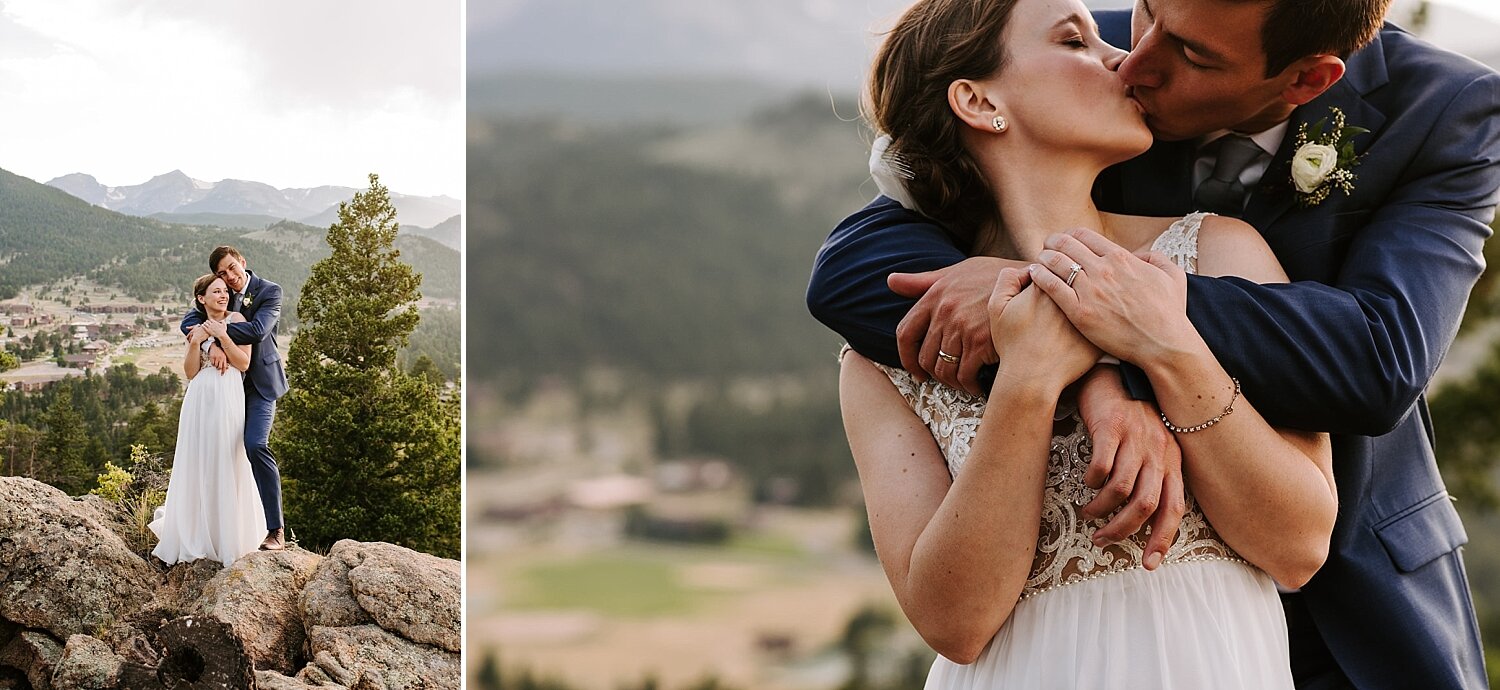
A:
[1289,107,1368,207]
[1291,144,1338,193]
[242,294,254,308]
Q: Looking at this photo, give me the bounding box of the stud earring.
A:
[992,115,1008,132]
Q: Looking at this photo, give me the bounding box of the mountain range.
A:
[46,170,461,230]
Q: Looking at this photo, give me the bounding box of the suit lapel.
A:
[238,273,261,316]
[1244,37,1388,231]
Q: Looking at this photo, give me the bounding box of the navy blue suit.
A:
[807,13,1499,689]
[181,270,289,530]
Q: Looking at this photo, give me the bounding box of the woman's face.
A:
[980,0,1153,163]
[198,278,230,313]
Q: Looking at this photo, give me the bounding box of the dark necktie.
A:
[1194,134,1267,217]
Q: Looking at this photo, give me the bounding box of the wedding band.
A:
[938,350,959,364]
[1065,263,1083,287]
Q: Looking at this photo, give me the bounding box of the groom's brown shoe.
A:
[259,528,286,551]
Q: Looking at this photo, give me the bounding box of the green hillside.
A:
[467,94,869,384]
[148,211,284,230]
[0,168,189,298]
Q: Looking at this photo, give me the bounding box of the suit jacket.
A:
[180,271,289,401]
[807,11,1499,689]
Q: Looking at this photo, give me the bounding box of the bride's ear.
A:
[948,79,1009,134]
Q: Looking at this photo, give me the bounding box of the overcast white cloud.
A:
[0,0,461,197]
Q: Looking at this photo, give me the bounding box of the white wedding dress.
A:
[149,339,266,567]
[877,213,1293,689]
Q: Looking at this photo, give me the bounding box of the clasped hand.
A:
[891,227,1189,562]
[1029,228,1196,367]
[186,322,232,374]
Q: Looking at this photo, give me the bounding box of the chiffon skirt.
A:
[925,560,1293,689]
[149,366,265,567]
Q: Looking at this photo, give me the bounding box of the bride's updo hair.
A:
[867,0,1021,253]
[192,273,219,317]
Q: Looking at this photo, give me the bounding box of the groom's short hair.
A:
[209,246,245,272]
[1247,0,1391,77]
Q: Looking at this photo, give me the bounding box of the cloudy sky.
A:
[0,0,462,198]
[467,0,1498,93]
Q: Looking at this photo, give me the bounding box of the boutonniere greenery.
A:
[1290,107,1368,207]
[242,294,254,308]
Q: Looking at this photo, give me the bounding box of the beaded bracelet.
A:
[1160,377,1240,433]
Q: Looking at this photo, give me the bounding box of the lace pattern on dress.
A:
[867,214,1243,600]
[1150,211,1209,274]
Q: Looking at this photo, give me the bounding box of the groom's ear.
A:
[948,79,1007,134]
[1279,55,1345,107]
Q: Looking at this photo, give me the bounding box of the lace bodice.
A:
[874,213,1241,599]
[1150,211,1207,274]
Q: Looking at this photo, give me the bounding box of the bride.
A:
[150,274,266,566]
[837,0,1335,686]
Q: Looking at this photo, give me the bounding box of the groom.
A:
[181,245,290,551]
[809,0,1498,687]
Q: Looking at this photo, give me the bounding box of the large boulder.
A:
[0,478,157,641]
[189,549,322,674]
[301,546,375,630]
[303,625,458,690]
[327,541,460,653]
[0,630,63,690]
[50,636,120,690]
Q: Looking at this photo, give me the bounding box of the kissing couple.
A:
[149,245,290,566]
[813,0,1499,687]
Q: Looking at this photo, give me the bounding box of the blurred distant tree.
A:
[1432,339,1500,509]
[475,650,502,690]
[839,604,897,690]
[1408,1,1431,34]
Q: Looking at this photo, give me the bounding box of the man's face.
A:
[1119,0,1293,140]
[214,255,249,293]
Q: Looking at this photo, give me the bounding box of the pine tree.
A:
[275,174,460,558]
[41,383,92,494]
[409,354,446,386]
[126,402,174,456]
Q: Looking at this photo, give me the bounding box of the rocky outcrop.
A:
[0,630,62,690]
[330,541,461,653]
[50,636,121,690]
[298,626,459,690]
[0,479,157,641]
[0,477,460,690]
[191,549,322,674]
[300,546,375,630]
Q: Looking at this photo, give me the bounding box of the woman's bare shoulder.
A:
[1195,215,1288,283]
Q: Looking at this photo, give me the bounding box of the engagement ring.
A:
[1065,263,1082,287]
